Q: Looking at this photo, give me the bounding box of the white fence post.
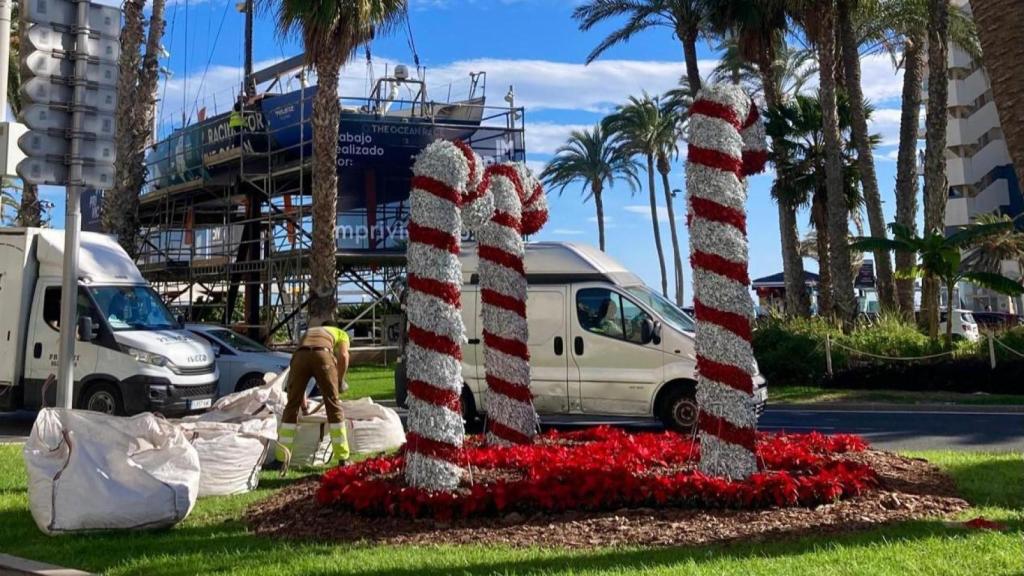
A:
[988,332,997,370]
[825,334,834,377]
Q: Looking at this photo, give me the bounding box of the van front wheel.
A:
[658,386,698,434]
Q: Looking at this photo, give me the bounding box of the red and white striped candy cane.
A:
[685,84,767,480]
[404,140,494,491]
[477,163,548,446]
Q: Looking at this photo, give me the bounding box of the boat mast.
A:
[243,0,255,98]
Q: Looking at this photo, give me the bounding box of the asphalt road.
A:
[3,407,1023,452]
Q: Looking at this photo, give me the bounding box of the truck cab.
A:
[396,242,766,431]
[0,228,218,416]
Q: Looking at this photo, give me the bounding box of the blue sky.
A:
[36,0,912,304]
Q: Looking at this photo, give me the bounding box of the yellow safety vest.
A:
[229,111,244,129]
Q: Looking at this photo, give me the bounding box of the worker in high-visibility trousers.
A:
[276,321,351,465]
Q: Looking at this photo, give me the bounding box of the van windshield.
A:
[624,286,695,334]
[90,285,179,331]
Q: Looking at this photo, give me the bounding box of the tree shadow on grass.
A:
[943,456,1024,510]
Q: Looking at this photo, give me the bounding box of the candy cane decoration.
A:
[477,163,548,446]
[404,140,494,491]
[685,84,767,480]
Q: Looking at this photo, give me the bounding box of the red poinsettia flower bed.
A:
[317,427,876,521]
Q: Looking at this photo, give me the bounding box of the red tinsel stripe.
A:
[483,330,530,360]
[688,145,744,177]
[486,373,534,403]
[407,221,459,254]
[484,164,527,201]
[491,211,521,231]
[699,412,756,451]
[742,150,769,177]
[453,139,478,184]
[690,196,747,234]
[694,300,752,341]
[408,324,463,360]
[521,209,548,236]
[478,245,526,275]
[481,288,527,318]
[407,379,461,412]
[691,99,742,129]
[696,355,754,394]
[405,432,462,462]
[408,274,461,307]
[525,182,543,207]
[488,420,534,445]
[412,175,461,205]
[691,251,750,286]
[742,100,760,129]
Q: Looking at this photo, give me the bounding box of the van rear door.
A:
[569,283,664,415]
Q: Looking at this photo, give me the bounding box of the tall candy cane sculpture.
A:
[477,164,549,446]
[685,84,768,480]
[404,140,494,491]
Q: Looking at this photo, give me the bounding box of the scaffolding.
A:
[134,74,526,346]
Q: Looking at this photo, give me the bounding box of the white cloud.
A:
[552,228,586,235]
[624,204,671,222]
[525,122,591,155]
[867,107,904,146]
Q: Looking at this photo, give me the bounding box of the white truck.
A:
[395,242,767,432]
[0,228,219,416]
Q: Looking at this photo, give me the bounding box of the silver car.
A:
[186,324,291,398]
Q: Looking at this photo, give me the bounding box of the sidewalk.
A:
[768,402,1024,414]
[0,554,91,576]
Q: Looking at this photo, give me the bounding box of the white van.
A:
[0,228,219,416]
[396,242,767,431]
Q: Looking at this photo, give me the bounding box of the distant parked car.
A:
[970,311,1023,331]
[939,309,980,342]
[186,324,291,397]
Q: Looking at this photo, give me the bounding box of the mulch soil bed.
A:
[246,430,968,549]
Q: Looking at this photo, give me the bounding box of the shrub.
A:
[993,327,1024,362]
[752,314,841,386]
[840,314,942,362]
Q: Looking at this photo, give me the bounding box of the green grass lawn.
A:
[342,363,396,401]
[0,443,1020,575]
[770,385,1024,406]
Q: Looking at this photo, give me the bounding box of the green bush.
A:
[752,314,841,386]
[993,327,1024,362]
[841,314,943,361]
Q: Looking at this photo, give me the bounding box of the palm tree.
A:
[7,1,41,227]
[853,221,1024,345]
[573,0,711,93]
[861,0,978,316]
[971,0,1024,174]
[962,214,1024,278]
[541,125,640,251]
[711,37,816,101]
[920,0,949,338]
[656,97,687,305]
[604,94,672,299]
[105,0,166,258]
[266,0,406,323]
[837,0,895,312]
[790,0,859,327]
[767,92,872,317]
[706,0,812,317]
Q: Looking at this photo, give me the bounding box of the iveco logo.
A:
[187,354,208,364]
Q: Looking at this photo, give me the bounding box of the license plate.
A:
[188,398,212,410]
[756,387,768,403]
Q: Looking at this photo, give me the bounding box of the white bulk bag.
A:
[24,409,200,535]
[343,397,406,455]
[288,410,335,468]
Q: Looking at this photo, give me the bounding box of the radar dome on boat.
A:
[394,64,410,81]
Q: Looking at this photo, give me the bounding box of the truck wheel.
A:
[658,385,698,434]
[236,373,265,393]
[80,383,125,416]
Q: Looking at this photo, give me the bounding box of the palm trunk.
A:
[593,180,606,252]
[760,55,811,317]
[18,183,41,227]
[309,51,345,324]
[681,26,703,95]
[923,0,950,338]
[839,0,895,311]
[817,4,858,327]
[659,156,684,305]
[894,38,925,317]
[971,0,1024,174]
[812,196,833,317]
[105,0,145,252]
[646,154,668,297]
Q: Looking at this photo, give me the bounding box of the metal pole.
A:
[56,0,89,409]
[825,334,834,378]
[243,0,254,98]
[0,0,11,118]
[988,331,997,370]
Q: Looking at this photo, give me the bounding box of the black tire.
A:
[658,384,698,434]
[235,372,266,393]
[461,386,483,434]
[79,382,125,416]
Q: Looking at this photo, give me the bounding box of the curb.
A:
[0,554,92,576]
[768,402,1024,414]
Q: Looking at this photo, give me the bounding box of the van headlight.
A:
[122,345,173,369]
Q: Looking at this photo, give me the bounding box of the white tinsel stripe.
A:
[406,292,466,342]
[405,342,463,390]
[691,270,752,314]
[410,188,460,229]
[405,453,464,492]
[689,118,745,157]
[484,392,536,433]
[405,244,463,285]
[696,320,755,366]
[698,433,757,480]
[480,305,528,346]
[689,220,749,264]
[686,165,747,210]
[696,380,757,428]
[406,396,466,444]
[698,85,753,120]
[477,261,527,299]
[482,346,531,387]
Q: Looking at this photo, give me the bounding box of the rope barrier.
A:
[993,337,1024,360]
[828,340,956,362]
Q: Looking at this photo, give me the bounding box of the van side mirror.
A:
[641,318,659,345]
[78,316,96,342]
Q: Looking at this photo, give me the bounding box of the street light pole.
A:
[0,0,11,118]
